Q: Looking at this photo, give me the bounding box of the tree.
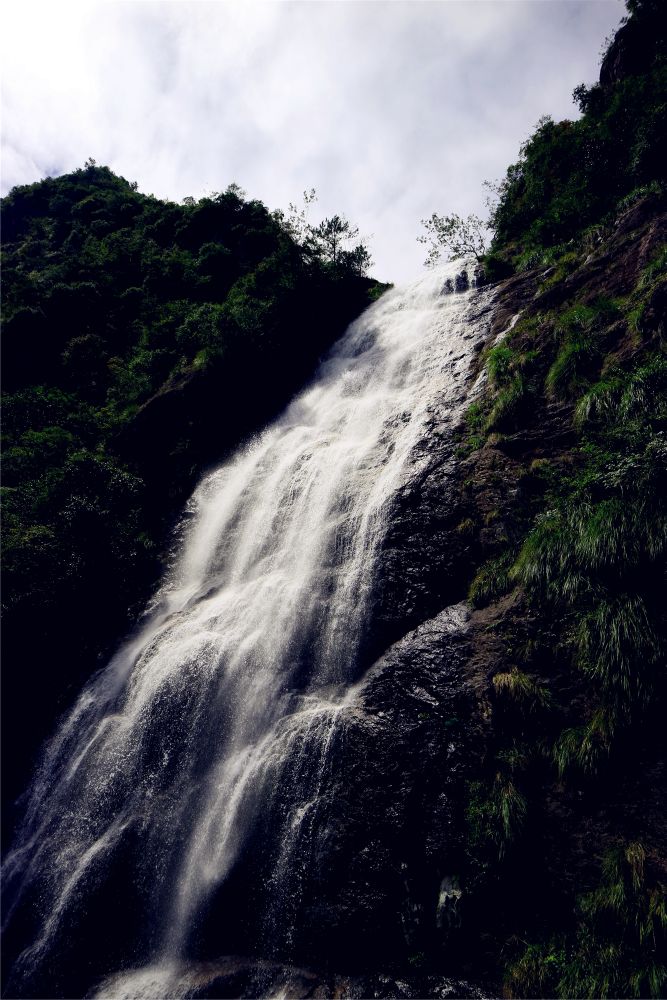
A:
[224,181,247,199]
[283,188,318,245]
[340,243,373,277]
[312,214,359,268]
[273,194,372,276]
[417,212,489,267]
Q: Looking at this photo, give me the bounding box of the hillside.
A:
[449,0,667,991]
[1,172,381,831]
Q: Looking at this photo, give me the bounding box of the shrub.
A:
[493,773,527,852]
[512,486,666,603]
[486,343,514,386]
[486,374,527,430]
[553,707,616,777]
[545,336,598,398]
[558,844,667,999]
[493,667,552,713]
[464,401,486,431]
[505,939,564,999]
[576,595,662,708]
[506,843,667,999]
[544,303,611,399]
[466,773,527,860]
[468,552,514,607]
[574,374,623,427]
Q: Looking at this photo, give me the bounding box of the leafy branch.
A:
[417,212,489,267]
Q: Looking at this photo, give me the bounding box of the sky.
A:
[2,0,624,283]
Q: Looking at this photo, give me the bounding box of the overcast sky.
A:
[2,0,624,282]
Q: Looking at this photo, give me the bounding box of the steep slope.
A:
[453,198,666,998]
[216,1,667,992]
[424,2,667,991]
[1,171,381,836]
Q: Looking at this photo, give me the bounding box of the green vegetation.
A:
[0,163,382,815]
[486,0,666,272]
[485,375,527,432]
[506,843,667,999]
[552,707,616,777]
[492,667,551,714]
[466,772,527,862]
[512,348,667,717]
[544,303,609,399]
[456,3,667,991]
[420,0,665,276]
[417,212,488,267]
[468,552,514,607]
[1,166,378,622]
[463,251,667,992]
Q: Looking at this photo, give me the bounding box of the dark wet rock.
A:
[271,605,478,971]
[184,604,485,985]
[599,8,666,90]
[440,270,477,295]
[370,444,469,643]
[471,265,487,288]
[454,271,469,293]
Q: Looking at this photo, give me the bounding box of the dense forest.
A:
[1,173,382,830]
[1,0,666,996]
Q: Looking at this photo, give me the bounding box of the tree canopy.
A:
[0,163,383,821]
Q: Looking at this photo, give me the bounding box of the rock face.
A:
[293,604,475,970]
[183,958,494,1000]
[184,612,486,986]
[599,3,666,90]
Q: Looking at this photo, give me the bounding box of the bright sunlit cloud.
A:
[1,0,624,281]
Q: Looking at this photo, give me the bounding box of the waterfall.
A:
[3,264,493,999]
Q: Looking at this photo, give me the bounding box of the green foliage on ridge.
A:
[0,163,383,810]
[485,0,666,273]
[1,166,379,618]
[457,4,667,985]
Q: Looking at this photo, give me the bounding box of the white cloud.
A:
[1,0,624,281]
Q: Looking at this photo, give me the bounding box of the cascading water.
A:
[3,264,494,999]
